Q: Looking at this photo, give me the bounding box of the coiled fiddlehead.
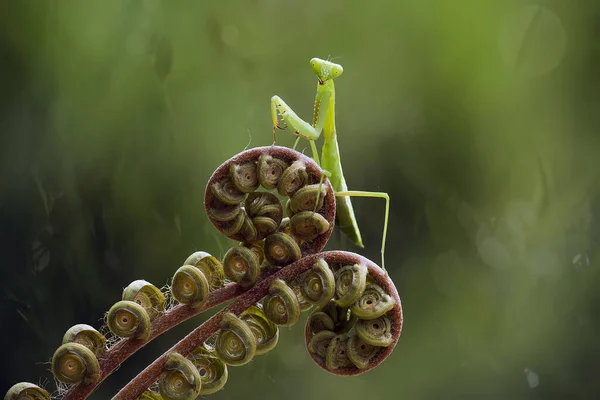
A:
[325,334,353,370]
[355,314,394,347]
[122,280,166,320]
[289,184,327,214]
[182,251,225,289]
[307,330,337,359]
[277,160,308,196]
[302,252,402,376]
[300,258,335,306]
[334,262,368,307]
[245,191,283,236]
[62,324,106,356]
[115,251,401,400]
[157,353,201,400]
[171,265,210,307]
[189,346,228,395]
[205,146,336,254]
[310,300,357,335]
[306,311,335,334]
[172,251,224,307]
[346,332,381,369]
[257,153,288,189]
[5,147,401,400]
[107,300,151,340]
[223,245,261,287]
[215,312,257,366]
[51,343,101,385]
[230,162,260,193]
[4,382,49,400]
[264,232,301,267]
[289,211,330,242]
[351,282,395,319]
[263,279,300,326]
[240,305,279,354]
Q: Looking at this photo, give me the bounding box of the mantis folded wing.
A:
[270,58,390,272]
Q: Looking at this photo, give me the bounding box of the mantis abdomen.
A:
[321,130,364,248]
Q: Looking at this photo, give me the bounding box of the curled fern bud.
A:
[289,184,327,213]
[189,346,228,395]
[122,280,166,320]
[264,279,300,327]
[158,353,201,400]
[210,176,246,205]
[289,211,330,241]
[264,232,301,267]
[5,382,49,400]
[306,311,335,334]
[243,241,265,266]
[249,216,278,237]
[223,246,260,287]
[346,332,382,369]
[303,251,403,376]
[220,209,247,237]
[301,258,335,306]
[205,146,336,255]
[207,200,241,222]
[307,330,336,358]
[245,192,283,239]
[313,300,357,334]
[215,313,257,366]
[51,343,100,385]
[326,334,353,370]
[257,153,288,189]
[277,160,308,196]
[279,217,292,235]
[240,305,279,355]
[183,251,225,289]
[107,300,151,340]
[239,212,258,242]
[62,324,106,356]
[290,281,313,311]
[351,282,395,320]
[171,265,209,307]
[334,263,367,307]
[246,192,282,218]
[230,162,259,193]
[285,198,295,218]
[355,313,394,347]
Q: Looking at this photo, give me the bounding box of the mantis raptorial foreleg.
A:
[271,95,321,166]
[270,58,390,272]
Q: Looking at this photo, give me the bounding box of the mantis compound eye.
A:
[331,64,343,78]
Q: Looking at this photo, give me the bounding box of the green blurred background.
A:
[1,0,600,398]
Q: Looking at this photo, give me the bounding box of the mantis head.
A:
[310,58,343,82]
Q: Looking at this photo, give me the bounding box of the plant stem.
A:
[112,251,402,400]
[112,252,326,400]
[62,282,247,400]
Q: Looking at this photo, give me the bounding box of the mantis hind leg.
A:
[334,190,390,274]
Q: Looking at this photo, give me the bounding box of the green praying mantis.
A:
[270,57,390,272]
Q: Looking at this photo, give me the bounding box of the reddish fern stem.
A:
[61,282,248,400]
[112,251,402,400]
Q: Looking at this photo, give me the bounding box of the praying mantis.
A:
[270,58,390,272]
